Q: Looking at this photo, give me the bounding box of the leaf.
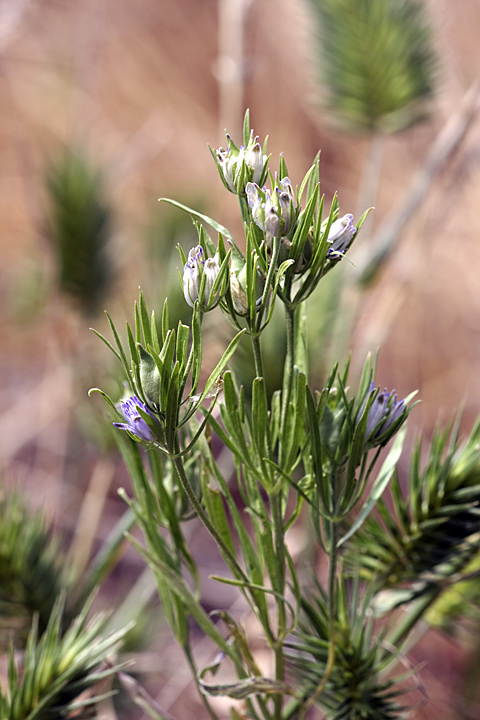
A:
[198,674,297,700]
[338,424,407,547]
[189,330,246,409]
[159,198,235,244]
[128,536,232,657]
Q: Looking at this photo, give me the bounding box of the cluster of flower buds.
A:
[357,383,407,448]
[214,131,269,196]
[246,176,297,238]
[183,245,221,310]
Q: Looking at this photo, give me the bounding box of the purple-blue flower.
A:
[114,396,161,443]
[358,383,406,442]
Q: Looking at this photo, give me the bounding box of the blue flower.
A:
[114,396,161,443]
[358,383,406,443]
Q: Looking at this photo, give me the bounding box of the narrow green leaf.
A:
[175,322,190,376]
[129,537,232,656]
[339,424,408,547]
[191,304,202,394]
[150,311,161,355]
[139,289,152,349]
[161,298,169,344]
[90,328,122,363]
[192,330,246,408]
[159,198,236,247]
[202,483,235,557]
[306,386,330,514]
[251,377,272,487]
[243,109,250,146]
[88,388,120,415]
[126,322,139,366]
[222,373,255,471]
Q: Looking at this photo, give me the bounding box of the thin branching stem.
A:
[302,519,338,718]
[280,303,295,441]
[252,334,264,380]
[171,452,248,584]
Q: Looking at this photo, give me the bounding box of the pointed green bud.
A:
[138,344,160,406]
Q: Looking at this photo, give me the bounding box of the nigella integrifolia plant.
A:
[90,111,479,720]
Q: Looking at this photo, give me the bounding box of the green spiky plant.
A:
[45,147,113,317]
[345,416,480,613]
[308,0,435,134]
[0,488,136,718]
[303,0,439,372]
[0,599,127,720]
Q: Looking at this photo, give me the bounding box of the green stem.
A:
[280,303,295,446]
[185,643,221,720]
[252,334,264,379]
[271,492,287,720]
[171,453,248,584]
[256,235,281,332]
[301,518,338,719]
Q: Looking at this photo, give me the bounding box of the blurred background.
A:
[1,0,480,717]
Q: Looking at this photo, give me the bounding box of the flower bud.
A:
[244,142,264,184]
[277,177,295,234]
[214,132,268,196]
[357,382,407,448]
[326,214,357,257]
[216,143,242,193]
[230,272,249,315]
[183,245,221,310]
[246,176,296,238]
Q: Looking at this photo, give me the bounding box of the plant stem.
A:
[171,453,248,584]
[268,298,296,720]
[280,303,296,448]
[252,334,264,379]
[257,235,281,332]
[185,643,221,720]
[301,518,338,718]
[271,492,287,720]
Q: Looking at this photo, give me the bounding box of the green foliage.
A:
[0,492,66,643]
[347,418,480,609]
[0,599,127,720]
[45,147,113,316]
[308,0,436,133]
[287,580,406,719]
[0,488,134,652]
